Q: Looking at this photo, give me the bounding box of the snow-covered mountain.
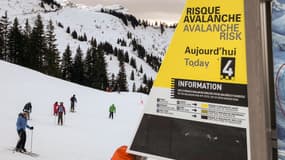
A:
[0,0,175,91]
[0,59,147,159]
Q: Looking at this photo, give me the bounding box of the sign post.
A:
[128,0,257,160]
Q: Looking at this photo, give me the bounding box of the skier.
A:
[23,102,32,120]
[57,102,66,125]
[15,112,34,153]
[109,104,116,119]
[53,102,58,116]
[70,94,77,112]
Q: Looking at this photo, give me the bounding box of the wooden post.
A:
[245,0,275,160]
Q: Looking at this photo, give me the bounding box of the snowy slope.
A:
[0,60,147,159]
[0,0,59,16]
[0,0,174,92]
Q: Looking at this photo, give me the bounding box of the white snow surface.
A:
[0,60,147,160]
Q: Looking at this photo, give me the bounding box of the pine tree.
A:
[113,47,118,56]
[0,16,3,60]
[84,44,99,88]
[22,19,32,68]
[147,77,153,93]
[57,22,63,28]
[71,30,77,39]
[90,37,97,48]
[117,49,124,62]
[102,42,113,54]
[83,48,94,87]
[130,70,134,80]
[7,17,24,64]
[139,65,143,73]
[124,51,129,63]
[61,45,73,80]
[143,73,147,84]
[84,42,109,90]
[109,73,116,90]
[137,84,144,93]
[71,46,85,84]
[116,61,128,92]
[95,48,109,90]
[132,82,136,92]
[160,23,165,34]
[121,39,127,46]
[66,26,70,33]
[30,14,47,72]
[130,57,137,69]
[131,39,137,51]
[45,19,60,77]
[83,33,87,41]
[137,44,146,59]
[127,32,132,39]
[41,0,61,8]
[0,11,9,60]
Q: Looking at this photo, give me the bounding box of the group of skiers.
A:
[15,94,118,154]
[53,101,66,125]
[53,94,77,125]
[15,95,78,153]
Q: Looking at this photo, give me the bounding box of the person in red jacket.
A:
[57,102,66,125]
[53,102,58,116]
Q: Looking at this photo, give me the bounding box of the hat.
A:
[22,111,29,117]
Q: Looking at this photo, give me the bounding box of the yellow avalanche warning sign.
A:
[129,0,250,160]
[155,0,247,88]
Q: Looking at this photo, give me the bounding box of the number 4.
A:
[222,60,234,76]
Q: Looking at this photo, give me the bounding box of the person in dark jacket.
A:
[16,112,34,153]
[57,102,66,125]
[23,102,32,120]
[70,94,77,112]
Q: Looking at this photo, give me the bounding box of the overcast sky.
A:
[71,0,185,24]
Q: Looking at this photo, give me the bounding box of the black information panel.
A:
[130,114,247,160]
[171,78,248,107]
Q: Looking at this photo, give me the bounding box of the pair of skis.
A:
[9,148,39,157]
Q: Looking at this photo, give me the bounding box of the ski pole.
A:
[64,113,66,125]
[30,129,33,153]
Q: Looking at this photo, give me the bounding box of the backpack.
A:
[58,105,64,113]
